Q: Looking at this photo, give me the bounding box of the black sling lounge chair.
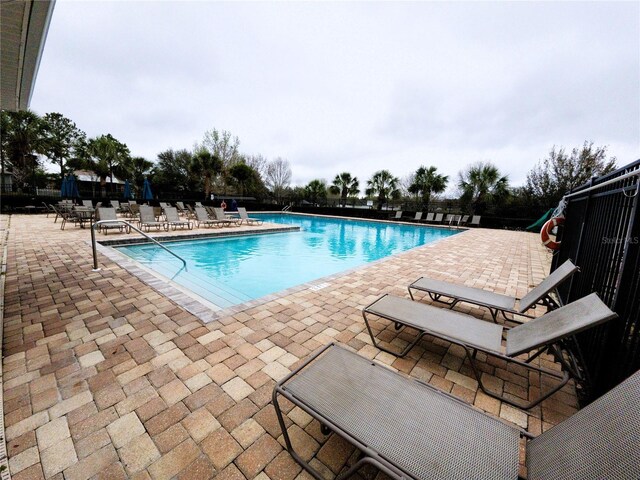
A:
[408,259,579,322]
[273,343,640,480]
[362,292,617,409]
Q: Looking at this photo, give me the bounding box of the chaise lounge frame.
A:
[408,259,579,323]
[273,342,639,480]
[362,292,617,409]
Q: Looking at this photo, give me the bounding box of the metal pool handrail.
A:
[90,220,187,271]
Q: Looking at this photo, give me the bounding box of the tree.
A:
[329,172,359,207]
[42,112,86,181]
[0,109,48,191]
[526,142,617,209]
[199,129,241,167]
[190,150,223,199]
[124,156,154,192]
[151,149,194,193]
[366,170,400,210]
[265,157,292,202]
[79,134,131,195]
[244,154,268,179]
[408,166,448,210]
[228,162,254,197]
[458,162,509,215]
[305,179,327,205]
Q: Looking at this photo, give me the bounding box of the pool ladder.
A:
[90,220,187,271]
[282,203,292,212]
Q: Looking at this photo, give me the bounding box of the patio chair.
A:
[139,205,167,232]
[194,206,225,228]
[82,200,94,208]
[459,215,469,226]
[469,215,481,227]
[42,202,55,218]
[110,199,121,212]
[432,213,444,223]
[186,204,197,219]
[213,207,240,227]
[195,201,203,207]
[55,206,81,230]
[362,292,616,409]
[390,210,402,220]
[420,212,435,223]
[408,259,578,322]
[273,342,640,480]
[237,207,263,226]
[175,201,188,216]
[96,208,129,235]
[164,207,192,230]
[408,212,422,222]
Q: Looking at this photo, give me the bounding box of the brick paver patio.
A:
[1,213,577,479]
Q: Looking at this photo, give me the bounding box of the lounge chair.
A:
[237,207,263,226]
[175,201,187,216]
[469,215,481,227]
[273,342,640,480]
[213,207,240,226]
[459,215,469,226]
[408,212,422,222]
[362,292,616,409]
[194,206,225,228]
[164,207,192,230]
[390,211,402,220]
[421,212,435,223]
[408,259,578,322]
[139,205,167,232]
[96,208,129,234]
[82,200,94,208]
[432,213,444,223]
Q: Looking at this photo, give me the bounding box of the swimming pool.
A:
[115,213,460,309]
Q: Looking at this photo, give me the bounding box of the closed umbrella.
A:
[123,179,132,199]
[143,178,153,200]
[68,175,80,198]
[60,175,68,197]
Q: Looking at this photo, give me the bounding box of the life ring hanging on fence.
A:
[540,217,564,250]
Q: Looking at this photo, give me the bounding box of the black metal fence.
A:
[552,159,640,402]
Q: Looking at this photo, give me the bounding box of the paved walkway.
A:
[1,214,576,480]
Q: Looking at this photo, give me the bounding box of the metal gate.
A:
[552,159,640,402]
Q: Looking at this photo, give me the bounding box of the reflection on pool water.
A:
[115,213,460,308]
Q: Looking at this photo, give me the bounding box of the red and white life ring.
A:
[540,217,564,250]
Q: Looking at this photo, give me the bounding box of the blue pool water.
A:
[115,213,459,308]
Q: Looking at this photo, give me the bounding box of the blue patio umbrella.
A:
[68,175,80,198]
[60,175,69,197]
[123,179,132,199]
[142,178,153,200]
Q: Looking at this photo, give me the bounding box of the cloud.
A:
[32,1,639,189]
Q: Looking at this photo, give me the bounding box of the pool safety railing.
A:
[90,220,187,271]
[282,203,292,212]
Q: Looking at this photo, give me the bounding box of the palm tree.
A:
[82,134,131,195]
[190,150,223,199]
[366,170,400,210]
[458,162,509,214]
[408,166,448,210]
[305,179,327,206]
[1,109,48,191]
[329,172,359,207]
[125,156,154,193]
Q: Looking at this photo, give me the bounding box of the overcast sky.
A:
[31,1,639,191]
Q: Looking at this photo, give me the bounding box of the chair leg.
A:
[362,311,425,357]
[463,346,570,410]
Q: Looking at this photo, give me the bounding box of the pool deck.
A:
[1,213,577,479]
